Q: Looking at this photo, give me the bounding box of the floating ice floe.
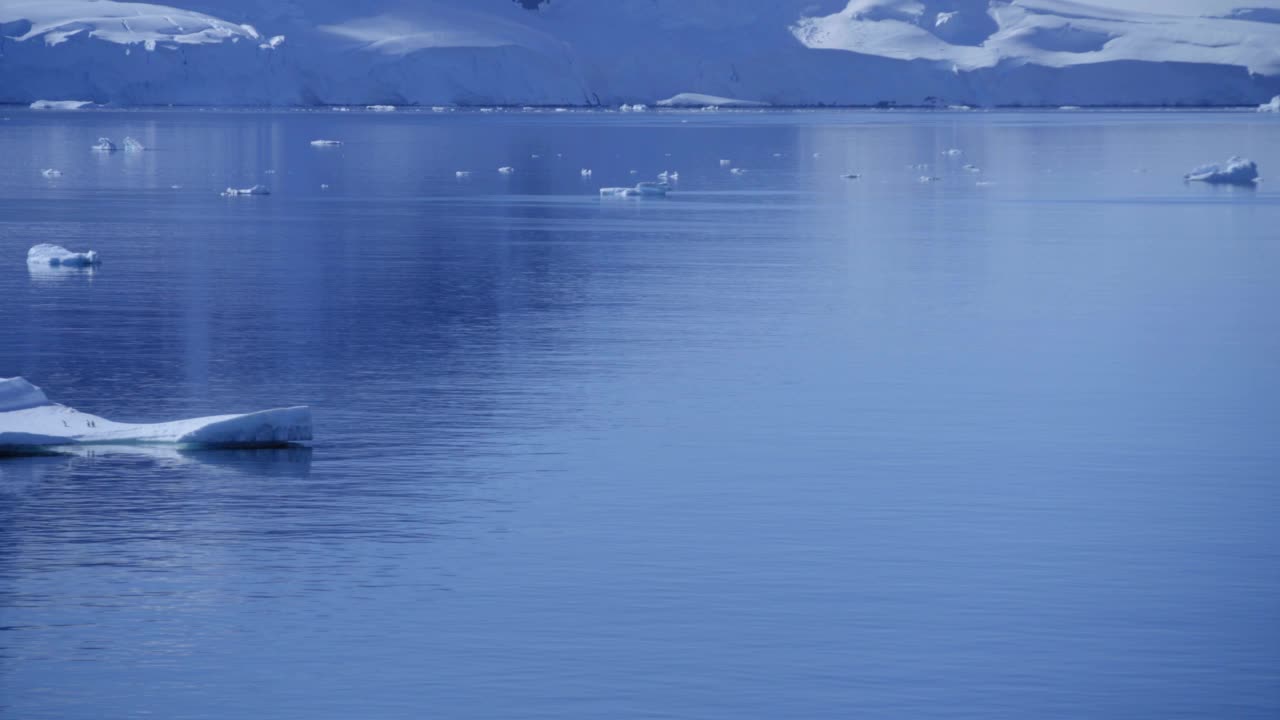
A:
[658,170,679,181]
[455,171,472,178]
[943,148,963,157]
[531,154,541,159]
[30,100,92,110]
[1184,157,1259,186]
[963,164,981,173]
[580,168,593,177]
[122,137,144,152]
[310,139,343,147]
[222,184,270,196]
[919,175,941,183]
[720,159,733,167]
[367,105,396,112]
[260,34,285,49]
[772,152,784,158]
[600,182,670,198]
[730,168,748,175]
[1259,96,1280,113]
[91,137,117,152]
[1059,106,1083,111]
[619,103,648,112]
[0,377,311,453]
[331,106,350,112]
[28,244,99,268]
[320,184,329,190]
[841,172,860,179]
[498,166,515,175]
[41,168,62,178]
[628,169,638,175]
[657,93,768,109]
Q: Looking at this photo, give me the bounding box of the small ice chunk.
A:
[1184,157,1259,186]
[730,168,748,175]
[260,34,285,49]
[170,184,182,190]
[1059,105,1082,111]
[581,168,593,177]
[773,152,784,158]
[658,170,679,181]
[332,106,350,112]
[554,108,568,113]
[91,138,117,152]
[28,244,100,268]
[122,137,145,152]
[720,159,733,167]
[619,103,649,112]
[943,148,963,157]
[432,106,450,112]
[455,171,472,178]
[531,154,541,159]
[222,185,271,196]
[841,172,860,179]
[320,183,329,190]
[498,166,515,175]
[30,100,92,110]
[367,105,396,112]
[600,182,670,198]
[963,164,981,173]
[629,170,639,175]
[919,176,941,183]
[1259,96,1280,113]
[41,169,63,178]
[310,139,343,147]
[600,187,639,197]
[812,152,822,158]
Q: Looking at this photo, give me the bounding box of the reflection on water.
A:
[0,109,1278,720]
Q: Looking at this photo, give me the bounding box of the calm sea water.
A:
[1,108,1277,719]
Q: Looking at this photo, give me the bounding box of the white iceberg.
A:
[41,168,62,178]
[91,137,117,152]
[1184,157,1260,186]
[27,244,99,268]
[619,103,648,112]
[1260,96,1280,113]
[222,184,271,196]
[30,100,92,110]
[730,168,748,176]
[0,377,311,453]
[367,104,397,112]
[310,139,343,147]
[580,168,593,177]
[600,181,670,198]
[943,148,963,157]
[122,137,145,152]
[658,170,679,181]
[498,166,515,174]
[656,93,769,108]
[455,170,472,178]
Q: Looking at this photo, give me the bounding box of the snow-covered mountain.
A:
[2,0,1279,106]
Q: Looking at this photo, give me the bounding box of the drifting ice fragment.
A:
[600,182,670,198]
[122,137,145,152]
[222,185,271,196]
[919,176,941,183]
[455,171,472,178]
[41,169,63,178]
[1259,96,1280,113]
[730,168,748,176]
[320,184,330,190]
[943,148,963,157]
[28,244,100,268]
[841,173,860,179]
[498,166,515,175]
[310,139,343,147]
[658,171,679,181]
[1184,157,1259,186]
[720,159,732,167]
[0,377,312,452]
[963,164,981,173]
[30,100,92,110]
[367,105,396,112]
[581,169,593,177]
[91,138,117,152]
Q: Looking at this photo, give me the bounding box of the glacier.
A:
[1,0,1279,106]
[0,377,312,453]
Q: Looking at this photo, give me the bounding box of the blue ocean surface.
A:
[1,108,1278,719]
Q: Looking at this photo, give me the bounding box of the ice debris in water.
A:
[367,105,396,112]
[580,168,593,177]
[720,159,733,167]
[658,170,679,181]
[0,377,312,451]
[455,171,472,178]
[91,137,117,152]
[498,166,515,175]
[943,148,963,157]
[730,168,748,176]
[1184,157,1259,186]
[919,175,941,183]
[30,100,92,110]
[963,164,981,173]
[600,182,670,198]
[122,137,144,152]
[222,185,271,196]
[28,244,100,268]
[320,184,330,190]
[841,172,860,179]
[41,169,63,178]
[1257,96,1279,113]
[310,139,343,147]
[619,104,648,112]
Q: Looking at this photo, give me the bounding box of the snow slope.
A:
[1,0,1278,106]
[0,377,312,451]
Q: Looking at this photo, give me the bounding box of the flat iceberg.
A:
[28,244,99,268]
[1260,96,1280,113]
[222,185,271,196]
[367,104,396,112]
[0,377,311,453]
[498,166,515,174]
[310,139,343,147]
[656,93,769,108]
[30,100,92,110]
[122,137,145,152]
[91,137,117,152]
[1185,157,1260,186]
[600,181,669,198]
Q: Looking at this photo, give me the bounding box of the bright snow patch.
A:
[1184,157,1260,186]
[1260,96,1280,113]
[222,185,271,196]
[28,243,99,267]
[29,99,91,110]
[91,137,116,152]
[310,139,343,147]
[0,377,311,452]
[657,93,769,108]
